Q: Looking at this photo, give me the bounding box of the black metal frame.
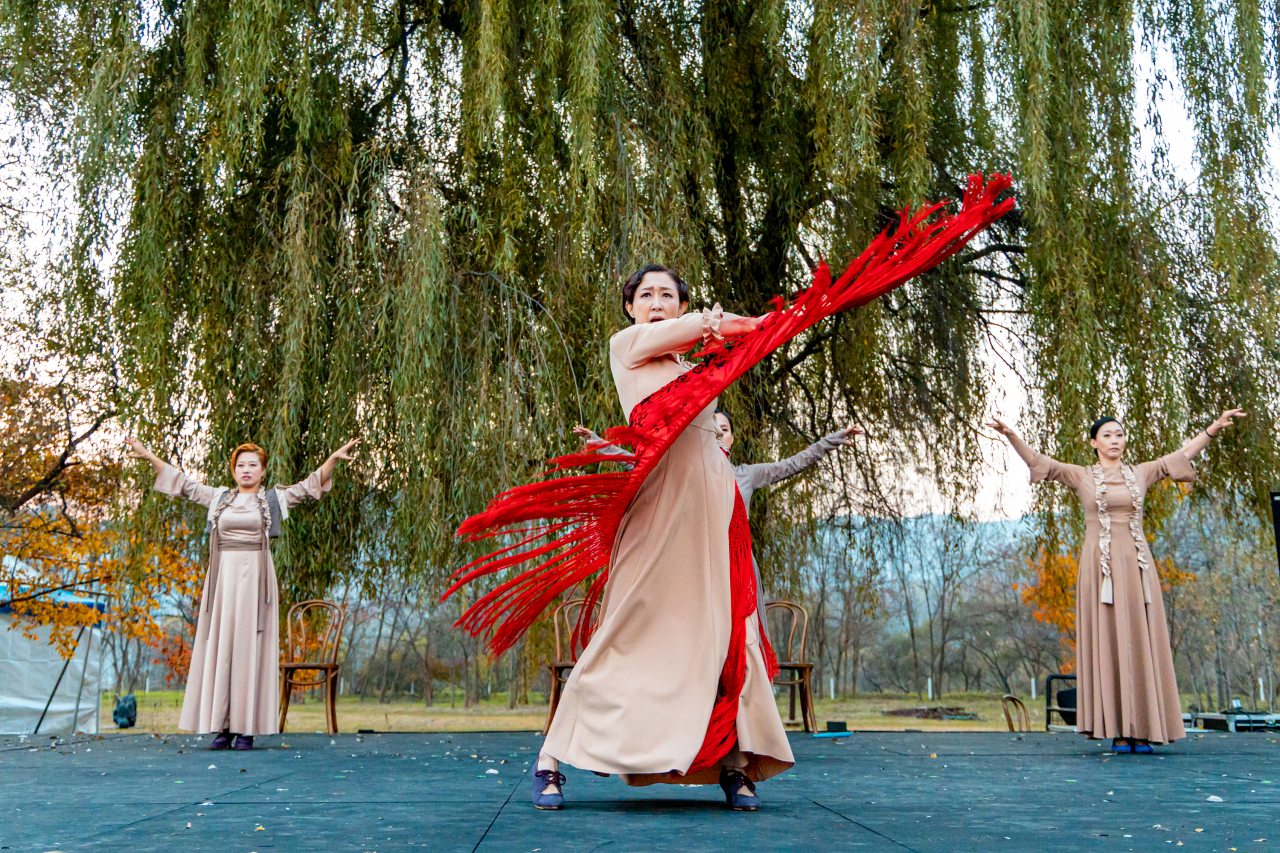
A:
[1045,673,1078,730]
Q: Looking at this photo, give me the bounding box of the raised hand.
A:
[572,425,607,447]
[1208,408,1246,436]
[833,423,863,444]
[124,436,166,472]
[319,438,360,485]
[985,416,1017,439]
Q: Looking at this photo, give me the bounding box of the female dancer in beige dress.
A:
[987,409,1244,752]
[126,437,358,749]
[534,265,794,810]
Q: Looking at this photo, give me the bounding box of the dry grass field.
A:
[100,689,1052,735]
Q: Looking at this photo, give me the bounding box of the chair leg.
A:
[278,679,292,734]
[788,682,798,723]
[332,671,343,732]
[799,679,812,733]
[543,672,561,736]
[807,678,818,733]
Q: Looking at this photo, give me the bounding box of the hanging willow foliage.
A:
[2,0,1277,599]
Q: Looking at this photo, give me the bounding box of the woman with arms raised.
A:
[126,436,358,749]
[534,265,793,811]
[988,409,1244,752]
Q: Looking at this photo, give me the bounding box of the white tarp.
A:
[0,616,102,735]
[0,573,105,735]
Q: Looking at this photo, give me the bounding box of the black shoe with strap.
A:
[719,768,760,811]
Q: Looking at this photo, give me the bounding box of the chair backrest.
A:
[552,598,598,662]
[764,600,809,664]
[1001,694,1031,732]
[284,600,346,666]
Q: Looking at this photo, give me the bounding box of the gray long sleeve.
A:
[733,431,846,512]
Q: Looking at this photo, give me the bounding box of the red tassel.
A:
[685,487,763,773]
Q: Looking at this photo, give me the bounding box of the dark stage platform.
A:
[2,730,1277,852]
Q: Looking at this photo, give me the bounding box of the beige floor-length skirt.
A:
[542,419,794,785]
[1076,528,1185,744]
[179,550,280,736]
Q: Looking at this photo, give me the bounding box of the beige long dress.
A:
[1028,451,1195,743]
[542,311,794,785]
[155,465,330,735]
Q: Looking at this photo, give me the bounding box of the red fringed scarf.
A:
[684,486,763,774]
[444,174,1015,763]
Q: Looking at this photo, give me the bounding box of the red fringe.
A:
[686,488,760,773]
[444,174,1016,663]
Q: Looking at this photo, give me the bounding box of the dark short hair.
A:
[1089,416,1121,441]
[621,264,688,324]
[714,409,733,432]
[1089,416,1122,457]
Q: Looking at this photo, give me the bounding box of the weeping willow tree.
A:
[2,0,1277,599]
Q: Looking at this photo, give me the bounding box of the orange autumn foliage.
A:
[1016,551,1078,671]
[1,511,205,667]
[1,376,204,671]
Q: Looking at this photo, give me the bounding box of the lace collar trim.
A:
[1091,463,1151,605]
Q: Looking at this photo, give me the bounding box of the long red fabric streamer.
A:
[444,174,1015,667]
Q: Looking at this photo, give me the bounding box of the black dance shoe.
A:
[719,768,760,811]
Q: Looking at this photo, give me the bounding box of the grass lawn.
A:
[101,689,1052,735]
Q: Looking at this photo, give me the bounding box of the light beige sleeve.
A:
[1027,453,1086,489]
[1139,451,1197,488]
[277,468,333,509]
[152,464,222,507]
[608,313,708,369]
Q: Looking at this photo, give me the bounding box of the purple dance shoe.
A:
[532,769,565,810]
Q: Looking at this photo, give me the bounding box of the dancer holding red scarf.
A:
[443,175,1016,811]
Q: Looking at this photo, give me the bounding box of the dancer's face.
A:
[233,452,266,491]
[714,412,735,452]
[1090,422,1126,464]
[625,272,687,324]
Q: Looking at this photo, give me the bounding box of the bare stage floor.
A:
[2,729,1276,852]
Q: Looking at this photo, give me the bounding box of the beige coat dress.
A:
[1029,451,1195,743]
[155,465,330,735]
[542,312,794,785]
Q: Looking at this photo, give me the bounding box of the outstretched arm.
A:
[278,438,358,509]
[319,438,360,486]
[125,437,167,475]
[572,425,634,459]
[985,417,1038,467]
[1180,408,1246,460]
[985,416,1084,488]
[128,436,221,506]
[741,422,862,490]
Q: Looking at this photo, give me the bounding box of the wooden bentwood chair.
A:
[279,600,346,736]
[543,598,598,735]
[766,600,818,733]
[1001,694,1031,733]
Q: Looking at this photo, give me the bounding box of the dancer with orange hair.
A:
[126,436,358,749]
